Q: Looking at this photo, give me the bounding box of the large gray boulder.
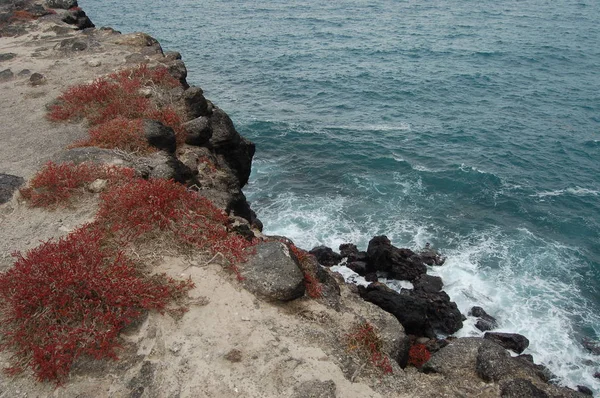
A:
[240,241,305,301]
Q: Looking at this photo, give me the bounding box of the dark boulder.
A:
[143,120,176,153]
[419,243,446,265]
[339,243,367,262]
[469,306,498,332]
[0,53,16,62]
[183,116,212,146]
[29,72,45,86]
[484,332,529,354]
[366,235,427,281]
[0,173,24,204]
[412,274,443,293]
[309,246,342,266]
[0,68,13,82]
[208,107,255,187]
[346,261,367,276]
[61,9,94,30]
[582,338,600,355]
[167,59,188,89]
[594,371,600,379]
[182,86,209,118]
[499,378,550,398]
[364,272,378,282]
[577,386,593,396]
[358,282,463,338]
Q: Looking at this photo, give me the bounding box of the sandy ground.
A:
[0,10,505,398]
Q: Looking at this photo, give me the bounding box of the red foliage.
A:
[407,343,431,368]
[288,244,323,299]
[47,65,185,150]
[0,226,194,383]
[346,322,393,375]
[19,162,136,207]
[71,117,153,153]
[96,178,255,265]
[10,10,37,21]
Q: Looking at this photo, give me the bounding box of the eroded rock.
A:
[484,332,529,354]
[240,241,305,301]
[0,173,24,204]
[367,235,427,281]
[309,245,342,266]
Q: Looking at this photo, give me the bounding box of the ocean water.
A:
[82,0,600,392]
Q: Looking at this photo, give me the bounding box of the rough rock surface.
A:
[358,282,463,337]
[143,119,176,153]
[470,306,499,332]
[366,235,427,281]
[0,173,24,204]
[240,241,306,301]
[484,332,530,354]
[499,378,550,398]
[183,116,212,146]
[309,245,342,266]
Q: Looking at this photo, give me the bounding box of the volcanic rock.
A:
[143,119,176,153]
[183,116,212,146]
[469,306,499,332]
[366,235,427,281]
[358,282,462,337]
[484,332,529,354]
[0,173,24,204]
[309,246,342,266]
[240,241,305,301]
[499,378,550,398]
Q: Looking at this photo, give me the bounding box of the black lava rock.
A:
[484,332,530,354]
[367,235,427,281]
[309,246,342,266]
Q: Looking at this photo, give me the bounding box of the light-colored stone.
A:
[87,178,107,193]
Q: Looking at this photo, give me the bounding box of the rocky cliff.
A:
[0,1,594,397]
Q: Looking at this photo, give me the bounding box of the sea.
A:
[81,0,600,392]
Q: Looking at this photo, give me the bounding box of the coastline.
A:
[0,1,596,397]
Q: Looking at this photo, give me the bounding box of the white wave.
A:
[431,230,600,393]
[532,186,600,198]
[330,265,371,287]
[326,122,411,132]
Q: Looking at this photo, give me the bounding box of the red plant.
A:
[19,162,135,207]
[0,226,193,383]
[96,178,255,266]
[288,244,323,299]
[10,10,37,21]
[47,65,185,150]
[71,117,153,153]
[407,343,431,368]
[346,322,393,375]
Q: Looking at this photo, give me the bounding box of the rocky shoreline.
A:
[0,1,596,397]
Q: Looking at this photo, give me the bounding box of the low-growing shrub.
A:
[47,65,186,150]
[10,10,37,21]
[71,117,152,153]
[407,343,431,368]
[346,322,393,375]
[0,226,194,383]
[19,162,135,207]
[96,178,254,265]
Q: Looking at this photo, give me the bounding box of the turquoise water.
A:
[82,0,600,391]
